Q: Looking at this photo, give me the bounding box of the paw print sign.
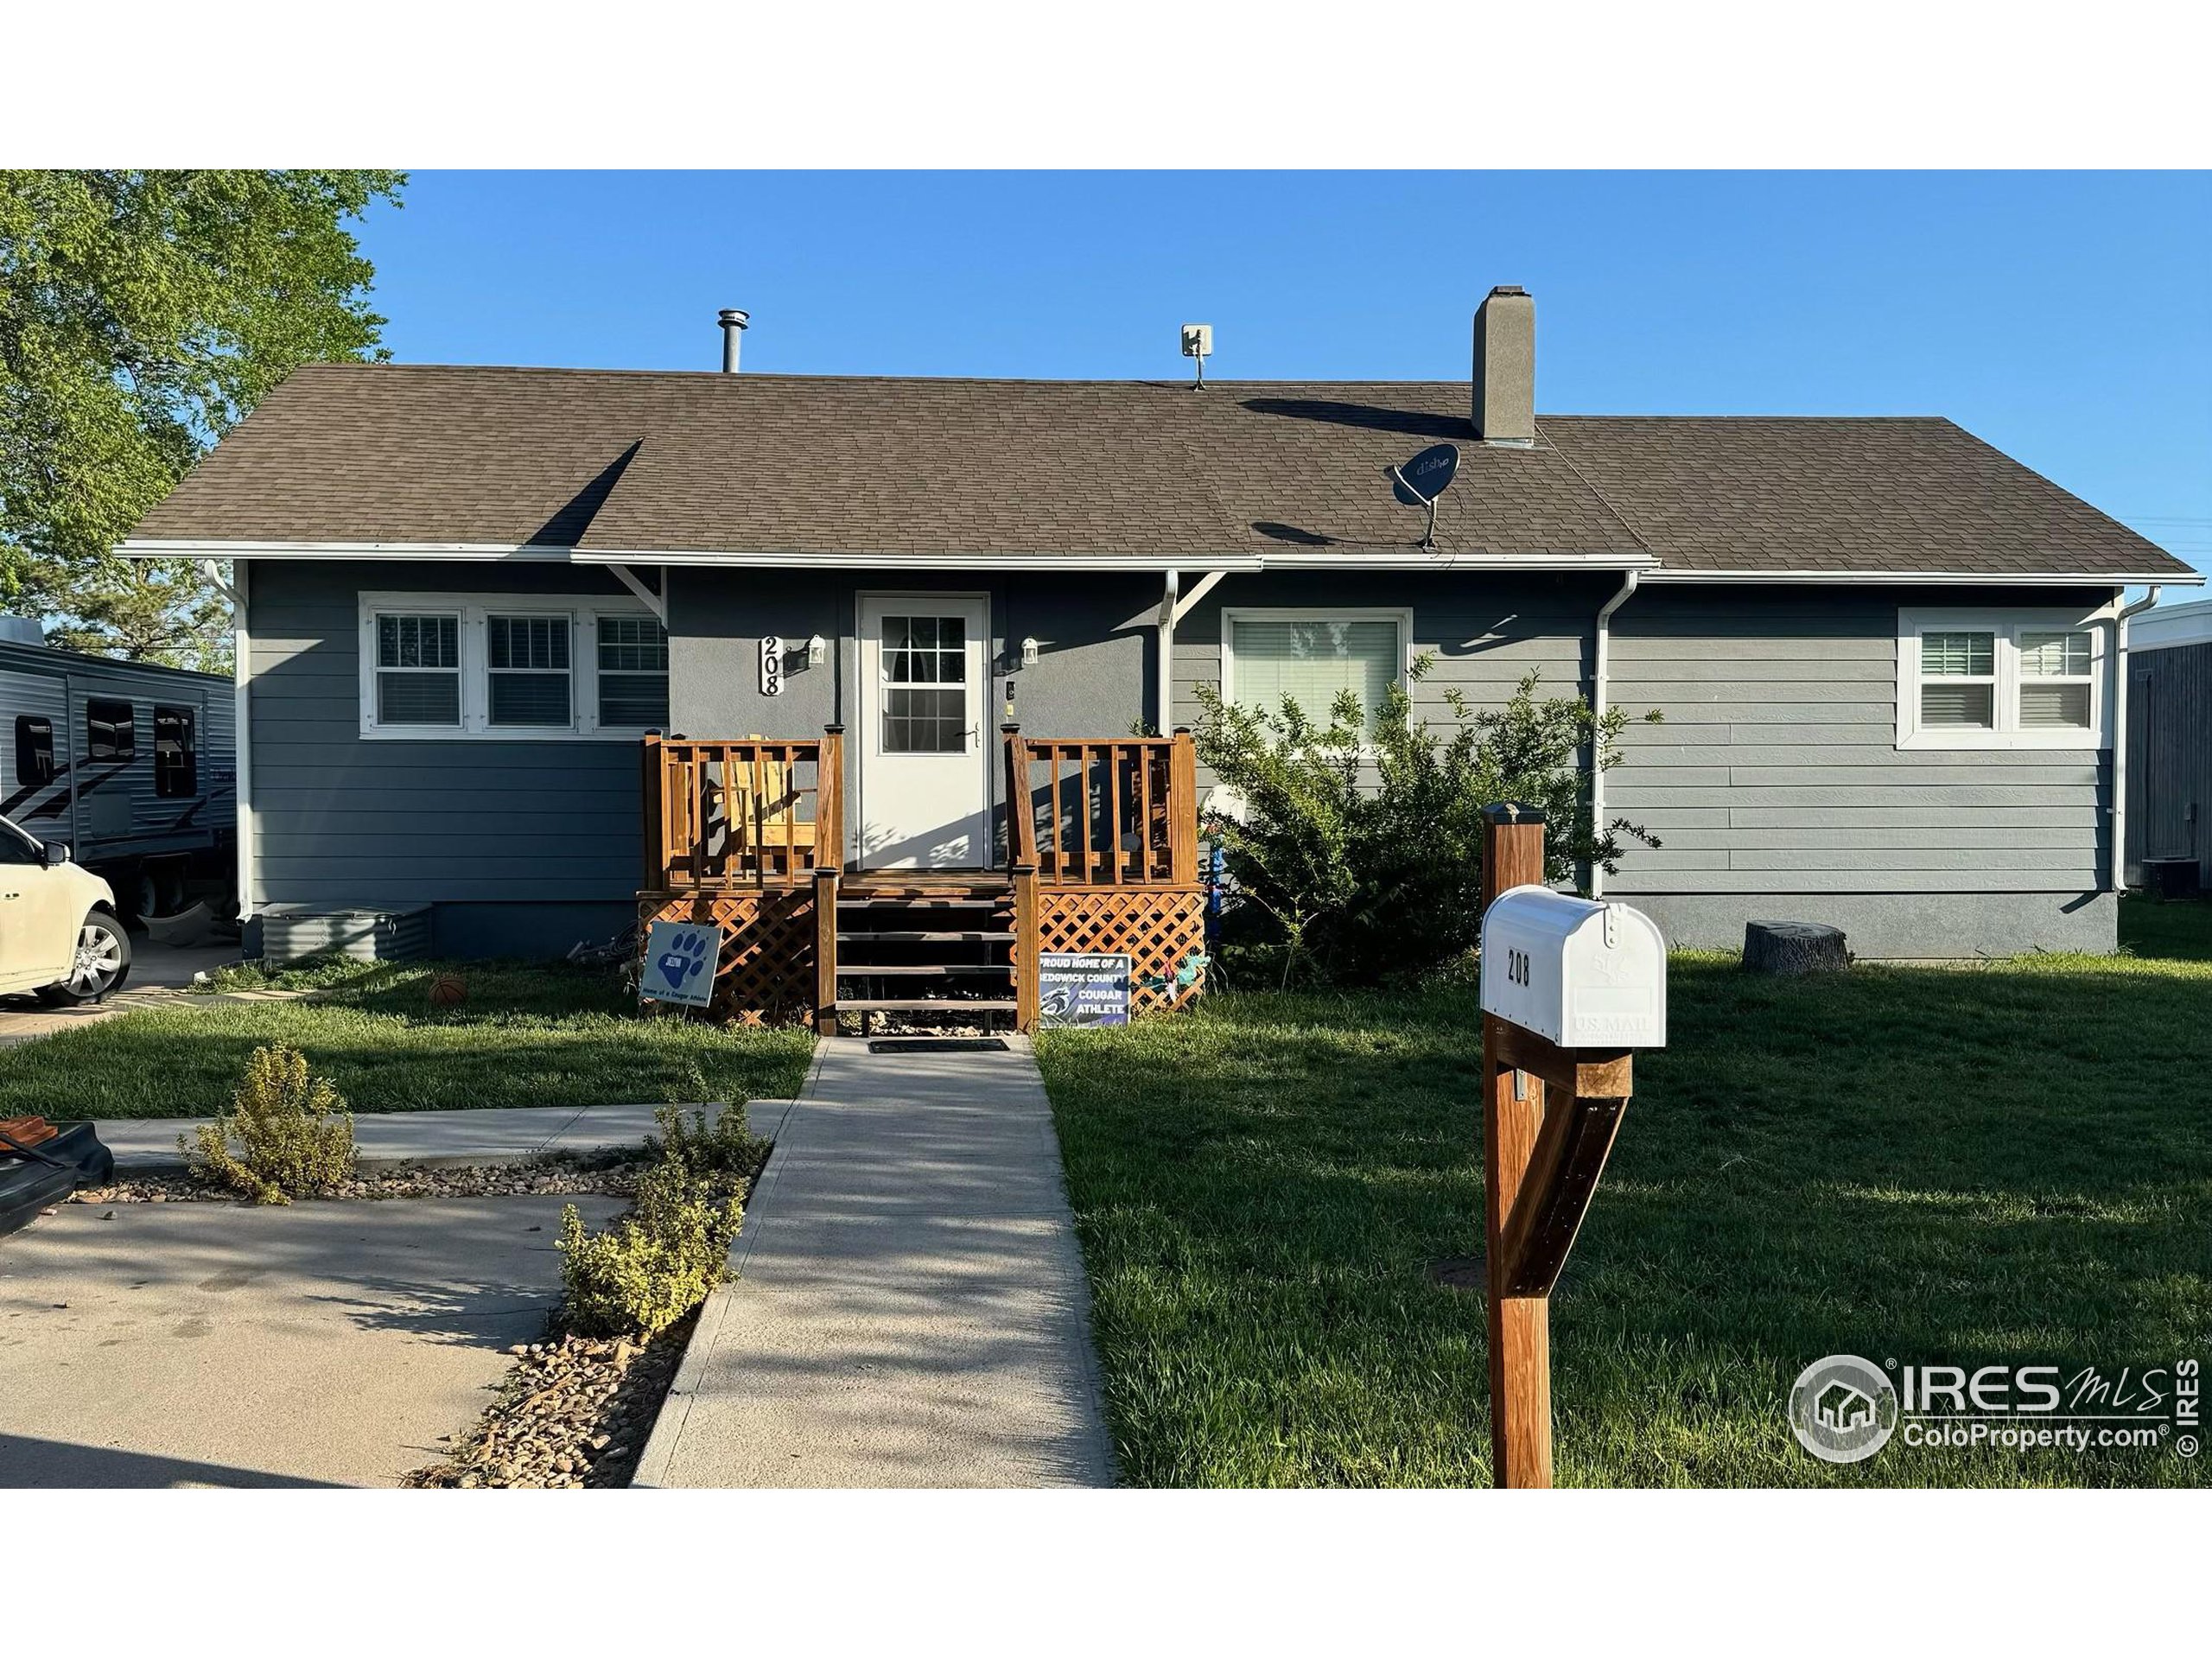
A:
[641,920,724,1008]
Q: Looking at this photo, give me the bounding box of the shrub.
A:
[183,1044,356,1204]
[559,1158,745,1339]
[1192,662,1659,988]
[644,1100,763,1185]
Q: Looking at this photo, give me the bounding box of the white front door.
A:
[858,594,990,868]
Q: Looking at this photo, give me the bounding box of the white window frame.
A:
[1896,606,2113,751]
[358,591,667,741]
[1219,608,1414,744]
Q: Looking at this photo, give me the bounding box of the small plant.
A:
[183,1044,355,1204]
[644,1099,761,1184]
[559,1159,744,1339]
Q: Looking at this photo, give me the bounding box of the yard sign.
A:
[641,918,722,1007]
[1037,951,1132,1027]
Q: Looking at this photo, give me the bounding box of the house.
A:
[2122,596,2212,895]
[120,287,2199,1021]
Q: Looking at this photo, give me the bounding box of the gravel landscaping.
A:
[67,1153,646,1207]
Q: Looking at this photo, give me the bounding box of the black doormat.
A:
[867,1038,1010,1055]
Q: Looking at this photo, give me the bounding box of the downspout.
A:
[202,557,251,923]
[1158,570,1179,734]
[1588,569,1640,899]
[2110,583,2162,892]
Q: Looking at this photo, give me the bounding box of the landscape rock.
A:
[1743,919,1850,976]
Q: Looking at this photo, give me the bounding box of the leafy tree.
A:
[0,169,404,670]
[1192,659,1662,988]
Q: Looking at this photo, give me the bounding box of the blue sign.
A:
[1038,952,1132,1028]
[1391,442,1460,505]
[641,919,721,1007]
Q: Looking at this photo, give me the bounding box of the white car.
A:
[0,816,130,1004]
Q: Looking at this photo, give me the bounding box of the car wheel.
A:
[39,910,133,1006]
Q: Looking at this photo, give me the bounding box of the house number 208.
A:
[1505,947,1532,987]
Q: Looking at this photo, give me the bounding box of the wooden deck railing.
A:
[1002,726,1198,887]
[643,729,843,889]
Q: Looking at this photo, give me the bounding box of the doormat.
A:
[867,1038,1010,1055]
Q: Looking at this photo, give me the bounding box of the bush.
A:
[1192,663,1659,988]
[183,1044,355,1204]
[559,1157,745,1339]
[644,1100,763,1184]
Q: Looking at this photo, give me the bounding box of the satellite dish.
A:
[1389,442,1459,548]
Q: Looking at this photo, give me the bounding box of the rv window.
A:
[14,715,54,787]
[154,705,198,798]
[86,698,135,762]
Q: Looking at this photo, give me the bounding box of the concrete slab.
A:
[94,1101,763,1173]
[637,1037,1114,1489]
[0,1194,623,1488]
[0,939,245,1049]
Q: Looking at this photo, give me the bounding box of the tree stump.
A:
[1742,920,1849,976]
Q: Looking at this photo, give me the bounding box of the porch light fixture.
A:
[804,633,827,668]
[1020,636,1039,667]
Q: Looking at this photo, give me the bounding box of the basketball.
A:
[427,972,467,1008]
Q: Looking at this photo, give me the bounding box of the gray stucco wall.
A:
[245,559,641,958]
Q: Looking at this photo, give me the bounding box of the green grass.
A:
[0,958,816,1118]
[1036,903,2212,1487]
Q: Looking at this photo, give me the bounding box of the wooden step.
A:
[839,998,1019,1013]
[838,897,1000,910]
[836,930,1014,944]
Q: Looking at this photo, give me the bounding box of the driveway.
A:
[0,938,242,1048]
[0,1193,621,1488]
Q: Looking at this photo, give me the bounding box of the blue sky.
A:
[358,171,2212,574]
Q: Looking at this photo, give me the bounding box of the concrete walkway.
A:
[0,940,244,1048]
[0,1193,623,1487]
[637,1036,1114,1488]
[97,1102,740,1173]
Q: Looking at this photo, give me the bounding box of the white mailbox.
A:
[1479,886,1667,1049]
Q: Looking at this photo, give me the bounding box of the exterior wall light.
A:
[1020,636,1039,667]
[805,633,827,668]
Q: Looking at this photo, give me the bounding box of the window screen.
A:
[596,614,670,729]
[375,613,462,726]
[880,615,969,754]
[1230,616,1403,730]
[86,697,136,761]
[487,614,572,728]
[15,715,53,787]
[153,705,198,798]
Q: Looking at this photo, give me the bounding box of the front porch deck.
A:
[638,728,1207,1031]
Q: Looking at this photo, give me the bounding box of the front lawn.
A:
[1036,904,2212,1487]
[0,958,815,1118]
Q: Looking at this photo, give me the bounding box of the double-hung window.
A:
[360,594,667,738]
[1221,608,1411,734]
[1897,609,2107,749]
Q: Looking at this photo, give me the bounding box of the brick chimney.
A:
[1473,285,1535,446]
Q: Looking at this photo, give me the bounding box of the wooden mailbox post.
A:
[1477,803,1668,1488]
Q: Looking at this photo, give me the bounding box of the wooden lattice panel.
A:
[1037,887,1207,1014]
[639,888,816,1025]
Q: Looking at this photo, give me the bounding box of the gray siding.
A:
[246,560,641,947]
[2126,637,2212,887]
[1605,585,2115,899]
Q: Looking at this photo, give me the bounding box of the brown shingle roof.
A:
[128,363,2192,581]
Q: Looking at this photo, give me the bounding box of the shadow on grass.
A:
[1038,956,2212,1487]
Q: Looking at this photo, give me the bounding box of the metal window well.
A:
[257,902,432,964]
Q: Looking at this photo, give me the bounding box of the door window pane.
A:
[86,698,136,761]
[880,615,969,753]
[153,706,198,797]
